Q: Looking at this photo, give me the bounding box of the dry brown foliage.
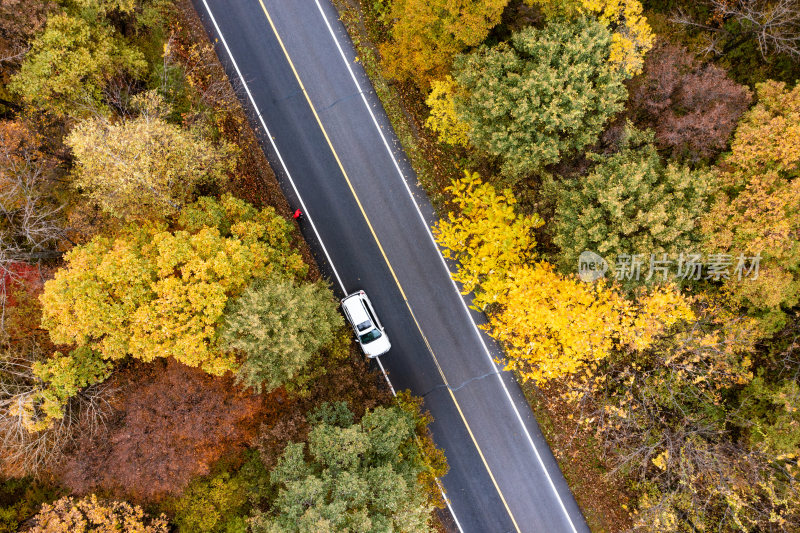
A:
[54,359,265,502]
[628,41,752,161]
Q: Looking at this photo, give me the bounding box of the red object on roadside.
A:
[292,209,303,220]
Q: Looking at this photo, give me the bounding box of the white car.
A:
[341,290,391,358]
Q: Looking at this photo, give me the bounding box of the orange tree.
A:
[702,80,800,331]
[379,0,509,90]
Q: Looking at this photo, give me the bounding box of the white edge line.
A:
[199,0,346,295]
[311,2,580,532]
[199,4,463,532]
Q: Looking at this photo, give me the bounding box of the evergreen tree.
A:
[251,403,437,533]
[221,277,342,394]
[554,127,714,273]
[453,18,627,180]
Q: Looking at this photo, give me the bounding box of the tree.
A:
[424,76,470,147]
[379,0,509,90]
[66,98,236,220]
[485,263,694,386]
[221,276,343,394]
[0,0,51,70]
[433,171,542,309]
[701,80,800,330]
[251,403,438,533]
[453,18,627,179]
[71,0,139,16]
[39,195,307,377]
[171,469,251,533]
[8,13,146,116]
[628,41,752,161]
[0,121,64,316]
[0,339,84,474]
[554,126,714,272]
[25,494,168,533]
[676,0,800,61]
[524,0,655,77]
[582,300,800,532]
[739,375,800,458]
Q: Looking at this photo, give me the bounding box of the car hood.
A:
[363,334,391,358]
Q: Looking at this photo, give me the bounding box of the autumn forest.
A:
[1,0,799,532]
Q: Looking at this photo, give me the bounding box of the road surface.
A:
[192,1,590,531]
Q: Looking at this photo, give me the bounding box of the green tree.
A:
[8,13,146,116]
[39,195,306,377]
[380,0,510,90]
[251,403,438,533]
[739,375,800,458]
[172,471,249,533]
[453,18,627,180]
[221,276,342,394]
[26,347,112,431]
[0,477,64,533]
[25,494,167,533]
[554,127,714,272]
[66,100,236,220]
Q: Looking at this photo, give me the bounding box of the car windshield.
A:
[356,320,372,331]
[359,328,382,344]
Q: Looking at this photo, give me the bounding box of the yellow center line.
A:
[254,1,522,531]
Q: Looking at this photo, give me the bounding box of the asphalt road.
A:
[192,1,590,531]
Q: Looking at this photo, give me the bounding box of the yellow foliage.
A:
[624,285,695,351]
[484,264,692,384]
[701,81,800,327]
[486,263,634,383]
[425,77,471,147]
[66,107,236,220]
[380,0,510,89]
[40,195,306,376]
[433,171,542,309]
[434,171,693,386]
[585,0,654,77]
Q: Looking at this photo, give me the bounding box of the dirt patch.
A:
[54,359,265,503]
[522,382,634,533]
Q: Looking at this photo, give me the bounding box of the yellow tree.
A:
[39,195,307,376]
[433,171,542,309]
[66,97,236,220]
[27,495,168,533]
[702,80,800,331]
[380,0,510,90]
[486,263,694,385]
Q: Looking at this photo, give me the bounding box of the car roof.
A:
[342,293,370,325]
